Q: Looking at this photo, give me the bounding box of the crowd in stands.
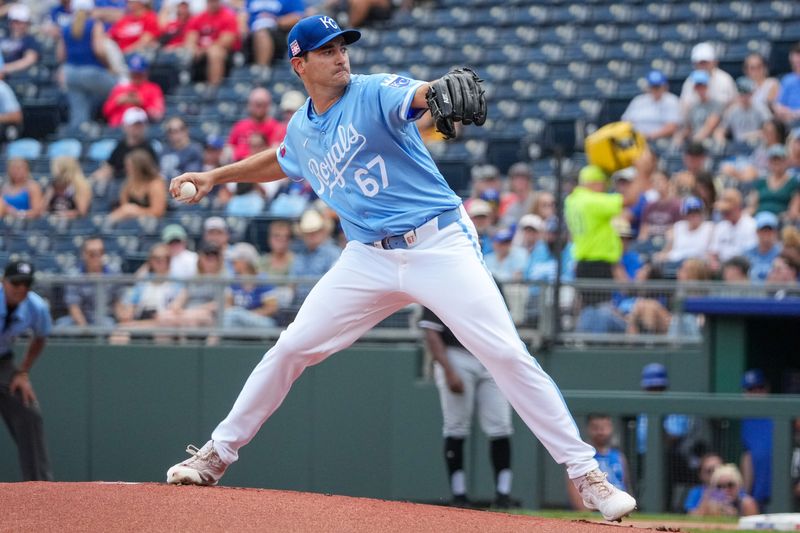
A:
[0,1,795,340]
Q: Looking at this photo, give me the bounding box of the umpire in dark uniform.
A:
[0,260,53,480]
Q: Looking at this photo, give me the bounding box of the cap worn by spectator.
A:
[472,164,500,182]
[298,209,326,233]
[492,228,514,243]
[686,141,707,156]
[641,363,669,389]
[280,90,306,113]
[204,216,228,233]
[681,196,704,215]
[122,107,148,126]
[691,70,710,86]
[287,14,361,59]
[578,165,607,185]
[736,76,755,94]
[691,42,716,63]
[767,144,787,159]
[229,242,261,268]
[647,69,668,87]
[480,188,500,204]
[507,162,532,179]
[4,260,35,284]
[467,199,492,218]
[162,224,188,243]
[755,211,779,230]
[519,214,544,232]
[612,167,636,182]
[72,0,95,10]
[205,134,224,150]
[8,4,31,22]
[742,368,766,390]
[127,53,149,73]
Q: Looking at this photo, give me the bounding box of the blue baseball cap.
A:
[286,15,361,59]
[754,211,779,230]
[492,227,514,243]
[204,134,224,150]
[691,69,710,85]
[742,368,766,390]
[681,196,704,215]
[127,53,148,73]
[647,69,667,87]
[641,363,669,389]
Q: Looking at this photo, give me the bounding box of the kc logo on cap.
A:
[286,15,361,59]
[319,15,338,29]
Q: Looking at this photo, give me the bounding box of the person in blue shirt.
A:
[164,15,636,522]
[745,212,782,283]
[245,0,305,67]
[684,452,723,513]
[0,4,41,77]
[484,227,528,283]
[0,260,54,481]
[223,242,279,329]
[740,368,773,511]
[59,0,118,131]
[774,43,800,125]
[568,413,631,510]
[289,208,342,305]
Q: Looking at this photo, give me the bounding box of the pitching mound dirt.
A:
[0,482,673,532]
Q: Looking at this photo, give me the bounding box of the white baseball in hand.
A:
[178,182,197,201]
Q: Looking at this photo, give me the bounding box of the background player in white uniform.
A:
[166,14,636,521]
[420,307,515,508]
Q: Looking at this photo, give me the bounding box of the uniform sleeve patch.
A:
[381,74,412,88]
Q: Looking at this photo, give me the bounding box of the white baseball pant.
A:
[211,206,599,478]
[433,347,512,438]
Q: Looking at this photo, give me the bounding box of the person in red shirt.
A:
[185,0,240,87]
[158,0,194,50]
[226,87,283,161]
[108,0,161,54]
[102,54,165,127]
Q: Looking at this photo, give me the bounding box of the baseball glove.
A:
[426,67,487,140]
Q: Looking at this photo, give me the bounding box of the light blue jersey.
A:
[277,73,462,243]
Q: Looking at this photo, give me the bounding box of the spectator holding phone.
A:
[694,463,758,516]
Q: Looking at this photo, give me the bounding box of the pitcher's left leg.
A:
[409,228,596,478]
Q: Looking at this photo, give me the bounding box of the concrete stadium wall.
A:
[0,341,704,509]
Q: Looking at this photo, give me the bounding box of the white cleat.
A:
[166,441,228,486]
[573,469,637,522]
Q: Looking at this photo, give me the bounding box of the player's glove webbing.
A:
[426,67,487,140]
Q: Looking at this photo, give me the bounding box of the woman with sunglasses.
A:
[694,463,758,517]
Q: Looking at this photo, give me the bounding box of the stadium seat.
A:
[6,138,42,160]
[87,138,117,163]
[47,138,82,159]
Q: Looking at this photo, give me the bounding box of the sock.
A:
[490,436,512,494]
[445,437,466,495]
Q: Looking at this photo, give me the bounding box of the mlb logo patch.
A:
[381,75,411,88]
[290,40,301,57]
